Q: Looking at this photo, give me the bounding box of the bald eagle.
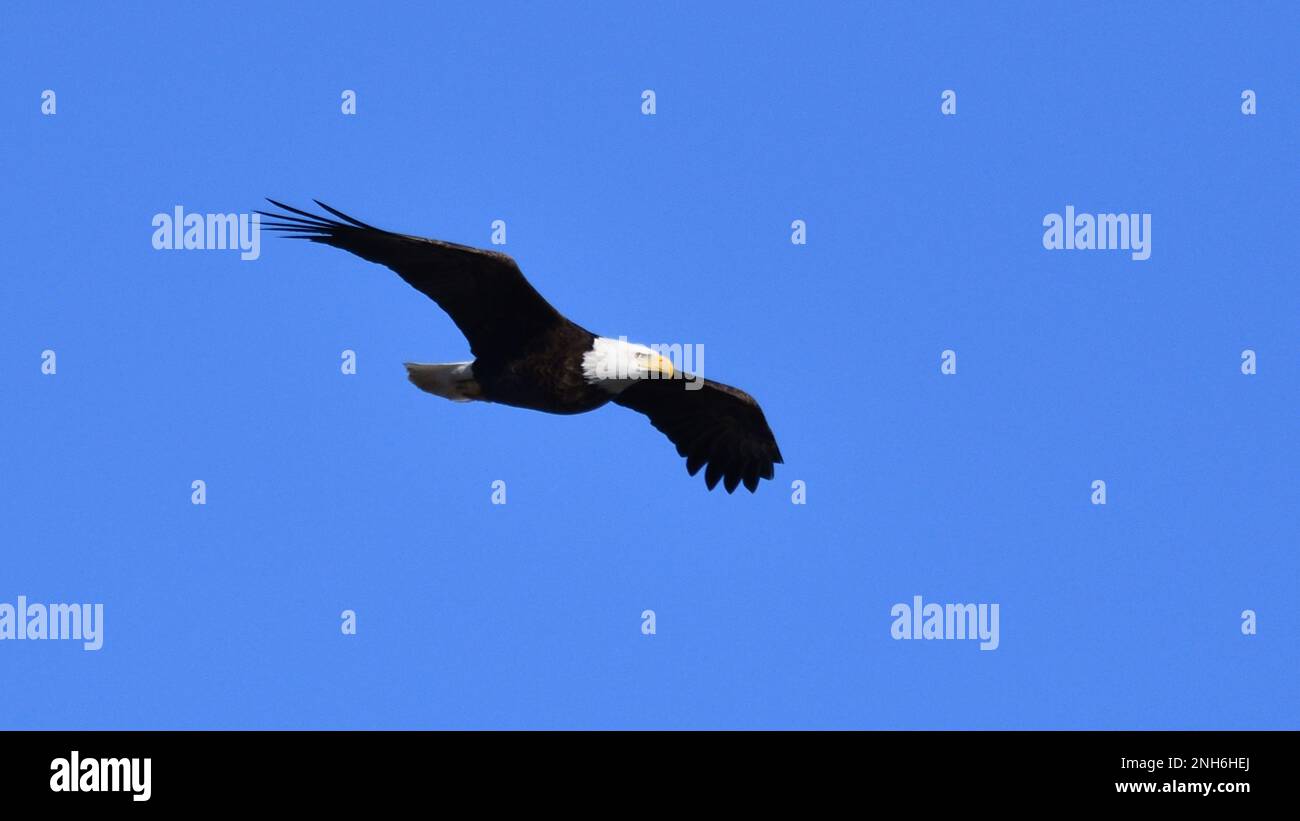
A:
[258,201,783,493]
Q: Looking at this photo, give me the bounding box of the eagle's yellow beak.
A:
[651,354,675,379]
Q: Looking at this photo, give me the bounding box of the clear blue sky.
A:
[1,2,1296,729]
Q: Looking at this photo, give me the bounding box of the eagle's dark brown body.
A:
[474,321,610,415]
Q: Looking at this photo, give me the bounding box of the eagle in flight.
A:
[258,201,783,493]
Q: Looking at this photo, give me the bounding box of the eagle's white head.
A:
[582,336,676,392]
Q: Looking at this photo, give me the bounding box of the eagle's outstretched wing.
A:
[614,377,782,493]
[258,200,566,359]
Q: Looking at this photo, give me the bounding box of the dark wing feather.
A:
[258,200,566,358]
[614,377,782,493]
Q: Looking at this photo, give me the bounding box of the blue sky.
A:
[1,2,1296,728]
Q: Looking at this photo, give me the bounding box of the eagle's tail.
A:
[404,362,481,402]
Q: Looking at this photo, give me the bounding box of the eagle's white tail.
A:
[404,362,481,402]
